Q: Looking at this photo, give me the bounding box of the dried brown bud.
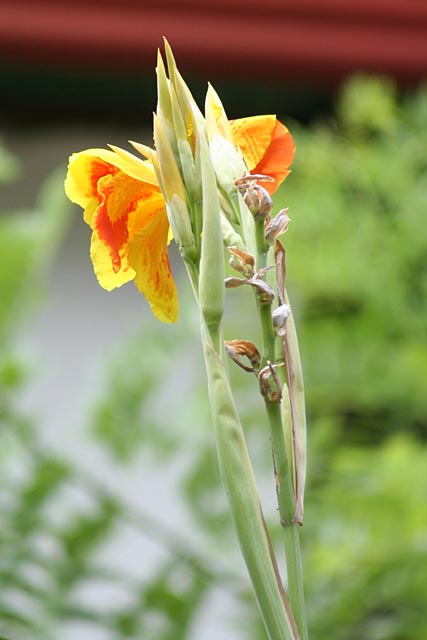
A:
[224,339,261,373]
[265,209,290,245]
[235,173,274,221]
[258,362,282,403]
[243,185,273,220]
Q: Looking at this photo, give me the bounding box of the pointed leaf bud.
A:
[205,83,233,142]
[209,134,246,205]
[156,50,173,124]
[199,132,225,330]
[167,194,197,263]
[153,114,187,204]
[220,215,246,250]
[164,39,205,149]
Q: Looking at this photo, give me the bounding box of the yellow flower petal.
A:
[65,150,120,225]
[129,140,155,160]
[127,206,178,323]
[107,145,158,184]
[65,148,157,221]
[65,143,178,322]
[126,188,166,238]
[92,172,157,275]
[230,115,277,170]
[90,231,135,290]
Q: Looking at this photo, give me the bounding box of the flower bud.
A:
[272,303,291,337]
[205,83,233,143]
[258,363,282,403]
[243,184,273,221]
[167,195,197,264]
[199,132,225,330]
[153,114,187,204]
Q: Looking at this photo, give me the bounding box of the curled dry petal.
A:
[234,173,275,188]
[254,265,275,280]
[224,276,275,304]
[228,246,255,277]
[224,276,247,288]
[224,339,261,373]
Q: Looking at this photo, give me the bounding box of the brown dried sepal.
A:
[224,339,261,373]
[234,173,275,189]
[224,275,275,304]
[274,238,286,305]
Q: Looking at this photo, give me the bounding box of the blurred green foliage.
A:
[282,76,427,444]
[0,76,426,639]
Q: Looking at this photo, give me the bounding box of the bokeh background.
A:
[1,2,426,639]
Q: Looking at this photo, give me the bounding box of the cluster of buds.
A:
[152,42,226,331]
[235,173,291,245]
[153,42,294,405]
[224,171,293,401]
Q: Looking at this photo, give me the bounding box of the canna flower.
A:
[206,85,295,195]
[65,97,294,323]
[65,146,178,323]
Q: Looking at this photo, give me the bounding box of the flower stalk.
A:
[253,218,309,640]
[202,320,299,640]
[65,40,307,640]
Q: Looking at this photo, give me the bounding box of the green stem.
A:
[186,252,298,638]
[255,220,309,640]
[201,319,299,640]
[265,399,308,640]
